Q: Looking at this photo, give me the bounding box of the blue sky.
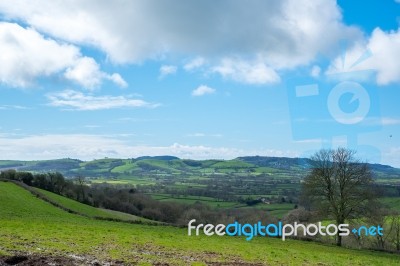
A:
[0,0,399,166]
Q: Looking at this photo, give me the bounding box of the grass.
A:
[147,193,245,208]
[91,178,156,186]
[1,181,400,264]
[147,194,296,216]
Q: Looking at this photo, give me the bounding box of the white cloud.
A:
[107,73,128,88]
[0,105,29,110]
[212,58,280,84]
[5,133,398,167]
[310,65,321,77]
[327,28,400,85]
[192,85,215,96]
[64,57,102,89]
[0,134,299,161]
[0,0,360,70]
[382,117,400,125]
[184,57,206,71]
[0,22,78,87]
[159,65,177,78]
[64,57,128,89]
[84,125,101,128]
[0,22,127,89]
[366,28,400,85]
[187,133,222,138]
[46,90,158,111]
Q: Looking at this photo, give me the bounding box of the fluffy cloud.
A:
[159,65,177,78]
[327,28,400,85]
[64,57,128,89]
[192,85,215,96]
[212,58,280,84]
[184,57,206,71]
[107,73,128,88]
[0,22,127,89]
[366,28,400,85]
[47,90,158,110]
[0,22,78,87]
[0,0,360,84]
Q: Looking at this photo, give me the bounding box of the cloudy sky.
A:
[0,0,399,166]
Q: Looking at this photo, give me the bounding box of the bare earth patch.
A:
[0,254,123,266]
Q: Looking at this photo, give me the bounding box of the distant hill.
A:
[237,156,400,177]
[0,156,399,180]
[135,155,180,161]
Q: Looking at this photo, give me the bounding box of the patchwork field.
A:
[2,156,400,220]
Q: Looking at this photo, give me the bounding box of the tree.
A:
[0,169,16,180]
[16,171,34,186]
[387,213,400,252]
[48,172,67,194]
[74,175,87,202]
[301,148,376,246]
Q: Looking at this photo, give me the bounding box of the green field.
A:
[1,181,399,265]
[145,193,296,218]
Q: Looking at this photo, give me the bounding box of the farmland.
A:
[2,156,400,219]
[1,181,399,265]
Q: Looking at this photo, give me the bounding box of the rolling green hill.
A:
[1,156,399,219]
[2,156,399,180]
[1,181,400,265]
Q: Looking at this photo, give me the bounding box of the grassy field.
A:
[1,181,400,265]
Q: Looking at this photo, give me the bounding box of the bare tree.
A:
[74,175,86,202]
[301,147,376,246]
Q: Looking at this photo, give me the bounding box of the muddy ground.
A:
[0,254,265,266]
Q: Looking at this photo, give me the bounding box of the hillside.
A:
[1,181,399,265]
[32,187,153,223]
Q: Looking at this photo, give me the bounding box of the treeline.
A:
[0,169,278,225]
[284,207,400,253]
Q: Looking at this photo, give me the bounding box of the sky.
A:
[0,0,399,166]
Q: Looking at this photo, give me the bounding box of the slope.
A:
[33,187,152,223]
